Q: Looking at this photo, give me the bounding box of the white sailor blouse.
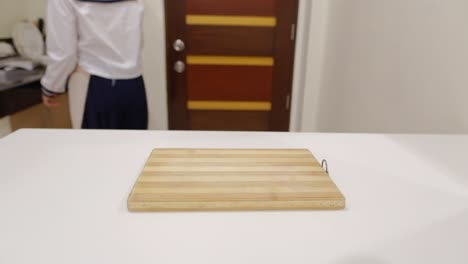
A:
[41,0,144,96]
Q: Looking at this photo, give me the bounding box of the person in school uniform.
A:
[41,0,148,129]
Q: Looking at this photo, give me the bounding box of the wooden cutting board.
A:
[128,149,345,211]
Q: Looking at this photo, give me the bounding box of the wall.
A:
[0,0,47,38]
[26,0,47,21]
[0,0,45,38]
[289,0,312,132]
[0,0,27,38]
[0,116,12,138]
[142,0,168,130]
[295,0,330,132]
[302,0,468,134]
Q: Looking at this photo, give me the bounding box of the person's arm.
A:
[40,0,78,107]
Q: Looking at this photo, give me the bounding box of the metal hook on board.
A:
[321,159,329,174]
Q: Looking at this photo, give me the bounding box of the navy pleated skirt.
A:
[81,75,148,129]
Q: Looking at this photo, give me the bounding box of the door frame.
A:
[165,0,299,131]
[165,0,190,130]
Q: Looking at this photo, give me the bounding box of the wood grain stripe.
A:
[138,175,331,182]
[147,158,317,162]
[187,56,274,66]
[129,200,346,211]
[143,166,323,172]
[135,181,335,188]
[152,149,311,154]
[131,193,343,202]
[186,15,276,27]
[150,154,313,158]
[132,186,340,194]
[145,162,320,167]
[140,170,328,177]
[140,171,326,177]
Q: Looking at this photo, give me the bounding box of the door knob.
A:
[174,60,186,73]
[173,39,185,52]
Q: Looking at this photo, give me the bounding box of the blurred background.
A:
[1,0,467,137]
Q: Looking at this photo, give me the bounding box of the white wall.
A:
[0,0,46,38]
[0,0,27,38]
[26,0,47,21]
[289,0,312,132]
[0,116,12,138]
[142,0,168,130]
[295,0,330,132]
[302,0,468,134]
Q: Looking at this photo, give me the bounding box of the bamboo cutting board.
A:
[128,149,345,211]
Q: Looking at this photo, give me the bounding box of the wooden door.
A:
[166,0,298,131]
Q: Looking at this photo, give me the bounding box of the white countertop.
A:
[1,129,467,264]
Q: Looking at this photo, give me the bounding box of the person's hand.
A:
[42,95,60,108]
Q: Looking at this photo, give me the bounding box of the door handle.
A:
[173,39,185,52]
[174,60,186,73]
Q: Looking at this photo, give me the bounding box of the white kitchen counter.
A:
[1,129,467,264]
